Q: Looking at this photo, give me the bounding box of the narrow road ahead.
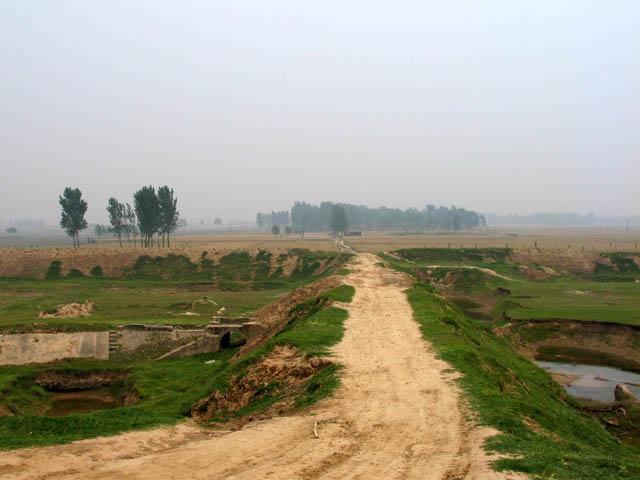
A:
[0,254,522,479]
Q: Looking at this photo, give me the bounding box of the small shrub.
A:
[90,266,104,277]
[65,268,84,279]
[45,261,63,280]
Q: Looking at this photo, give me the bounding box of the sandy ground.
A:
[0,254,523,479]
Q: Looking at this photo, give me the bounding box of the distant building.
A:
[345,231,362,237]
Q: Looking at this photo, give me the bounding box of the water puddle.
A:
[45,389,122,416]
[537,360,640,403]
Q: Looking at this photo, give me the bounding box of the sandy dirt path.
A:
[0,254,522,480]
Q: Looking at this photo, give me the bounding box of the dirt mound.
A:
[38,301,95,319]
[192,345,330,424]
[518,265,554,280]
[510,248,603,274]
[35,370,128,391]
[233,275,341,359]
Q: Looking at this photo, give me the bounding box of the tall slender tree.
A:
[133,186,160,247]
[124,203,138,247]
[59,187,88,248]
[158,186,179,247]
[106,197,126,247]
[329,205,349,238]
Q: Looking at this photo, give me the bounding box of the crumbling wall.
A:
[0,332,109,365]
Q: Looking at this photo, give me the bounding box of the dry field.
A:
[346,226,640,253]
[2,227,639,278]
[0,233,338,278]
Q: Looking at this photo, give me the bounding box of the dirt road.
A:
[0,254,522,479]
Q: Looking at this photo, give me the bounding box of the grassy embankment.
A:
[383,249,640,479]
[0,249,351,331]
[0,284,355,450]
[391,248,640,326]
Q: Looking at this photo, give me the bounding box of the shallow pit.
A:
[45,388,123,416]
[537,360,640,403]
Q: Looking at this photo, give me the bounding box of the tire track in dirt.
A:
[0,254,524,479]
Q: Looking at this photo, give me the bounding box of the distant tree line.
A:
[256,211,290,229]
[58,186,180,248]
[285,202,485,233]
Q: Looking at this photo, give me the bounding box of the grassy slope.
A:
[204,284,356,421]
[0,284,355,450]
[383,249,640,478]
[406,284,640,479]
[384,250,640,327]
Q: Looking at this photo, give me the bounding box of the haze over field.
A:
[1,1,639,224]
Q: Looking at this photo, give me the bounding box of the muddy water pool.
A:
[537,360,640,402]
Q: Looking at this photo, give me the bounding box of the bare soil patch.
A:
[34,371,128,391]
[510,248,604,274]
[38,301,95,319]
[193,345,330,426]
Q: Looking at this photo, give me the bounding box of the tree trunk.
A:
[167,232,170,248]
[118,232,122,248]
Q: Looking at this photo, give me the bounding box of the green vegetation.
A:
[203,284,354,421]
[288,202,486,232]
[385,248,640,327]
[0,284,354,450]
[59,187,88,248]
[0,250,350,332]
[0,351,235,449]
[381,248,640,478]
[329,204,349,236]
[0,276,284,331]
[44,260,63,280]
[404,283,640,479]
[503,279,640,326]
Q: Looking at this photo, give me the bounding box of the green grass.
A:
[0,350,235,449]
[382,249,640,327]
[404,283,640,479]
[0,250,351,332]
[323,284,355,303]
[0,277,286,331]
[503,279,640,326]
[0,284,354,450]
[198,284,354,423]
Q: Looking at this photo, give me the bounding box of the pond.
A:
[45,388,123,416]
[537,360,640,403]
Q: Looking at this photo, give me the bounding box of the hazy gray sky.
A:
[1,0,638,224]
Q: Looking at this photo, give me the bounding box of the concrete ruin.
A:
[0,317,265,366]
[0,332,109,365]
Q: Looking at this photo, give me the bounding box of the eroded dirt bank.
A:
[0,254,522,479]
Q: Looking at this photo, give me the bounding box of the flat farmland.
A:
[346,226,640,253]
[0,277,286,331]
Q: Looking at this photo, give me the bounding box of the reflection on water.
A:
[537,361,640,403]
